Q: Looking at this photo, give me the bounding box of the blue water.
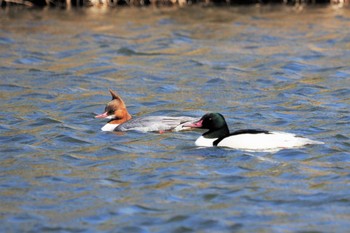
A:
[1,6,350,233]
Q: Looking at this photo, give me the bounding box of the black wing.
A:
[213,129,270,146]
[230,129,270,136]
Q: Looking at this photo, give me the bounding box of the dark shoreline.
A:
[1,0,348,8]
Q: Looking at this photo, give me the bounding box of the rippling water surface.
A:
[1,6,350,232]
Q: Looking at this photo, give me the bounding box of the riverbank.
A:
[1,0,349,8]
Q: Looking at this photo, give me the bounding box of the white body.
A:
[195,131,323,152]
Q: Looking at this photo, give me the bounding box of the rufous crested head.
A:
[95,89,132,124]
[109,89,126,107]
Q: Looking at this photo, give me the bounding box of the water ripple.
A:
[1,6,350,233]
[0,36,15,45]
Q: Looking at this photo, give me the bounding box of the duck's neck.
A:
[203,125,230,139]
[108,109,132,124]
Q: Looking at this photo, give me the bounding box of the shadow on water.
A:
[1,5,350,233]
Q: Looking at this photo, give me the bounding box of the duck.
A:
[95,89,198,133]
[184,112,324,152]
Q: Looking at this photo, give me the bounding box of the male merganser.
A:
[95,89,198,132]
[184,113,324,152]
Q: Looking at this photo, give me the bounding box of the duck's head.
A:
[95,89,132,123]
[185,113,229,138]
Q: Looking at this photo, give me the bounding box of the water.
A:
[1,6,350,233]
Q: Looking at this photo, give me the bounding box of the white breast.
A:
[195,136,218,147]
[101,123,119,131]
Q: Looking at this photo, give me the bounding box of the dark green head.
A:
[185,113,230,138]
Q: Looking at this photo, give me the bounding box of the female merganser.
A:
[95,89,198,132]
[184,113,324,152]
